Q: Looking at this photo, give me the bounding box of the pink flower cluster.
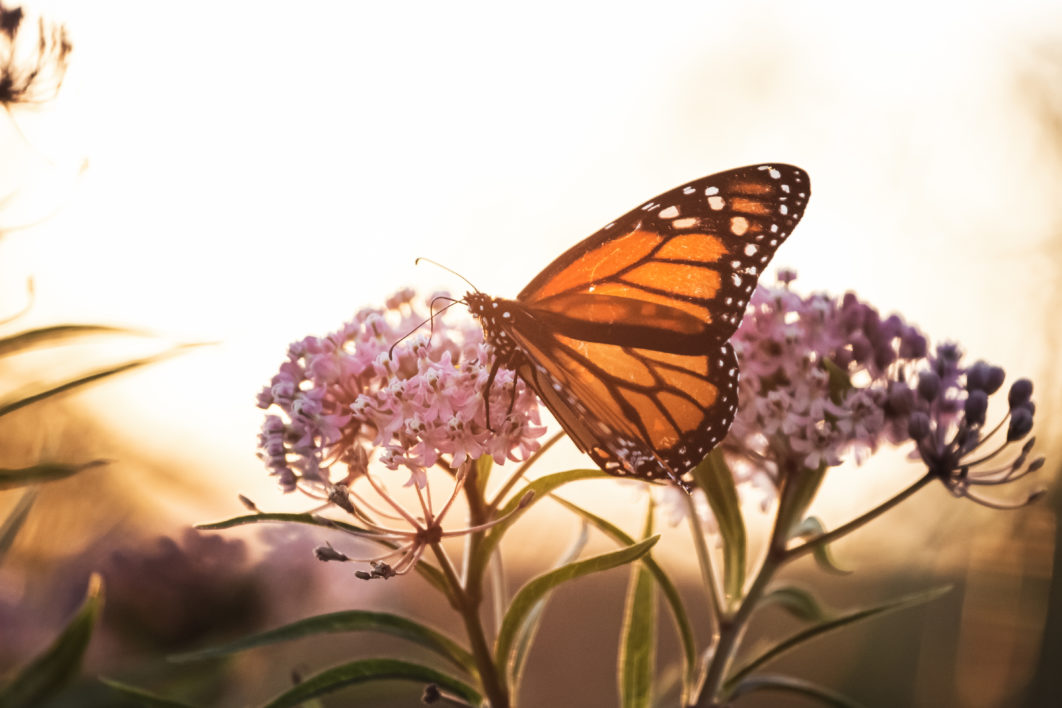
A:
[726,270,929,476]
[256,289,545,492]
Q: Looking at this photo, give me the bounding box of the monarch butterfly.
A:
[466,164,809,487]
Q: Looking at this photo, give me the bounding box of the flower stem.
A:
[785,472,934,563]
[430,542,510,708]
[693,475,789,707]
[685,492,723,628]
[692,471,936,706]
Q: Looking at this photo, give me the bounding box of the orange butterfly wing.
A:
[470,164,809,483]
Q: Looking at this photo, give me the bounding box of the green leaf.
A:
[494,536,659,681]
[759,584,831,623]
[689,450,746,603]
[169,610,475,677]
[0,573,103,708]
[259,658,483,708]
[551,495,697,705]
[724,585,953,696]
[0,324,148,356]
[509,522,590,691]
[0,460,107,491]
[790,516,851,575]
[195,512,449,595]
[0,488,36,564]
[474,454,493,498]
[0,344,204,419]
[619,502,655,708]
[822,357,854,405]
[98,678,199,708]
[729,673,868,707]
[775,463,827,541]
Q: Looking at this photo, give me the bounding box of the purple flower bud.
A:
[899,329,928,359]
[1007,407,1033,441]
[873,341,896,372]
[884,382,914,418]
[1008,378,1033,408]
[881,314,903,340]
[908,411,931,441]
[963,390,988,426]
[917,371,941,402]
[966,361,1006,395]
[850,332,872,364]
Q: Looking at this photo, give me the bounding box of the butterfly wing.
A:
[486,164,809,482]
[502,305,739,481]
[519,164,809,342]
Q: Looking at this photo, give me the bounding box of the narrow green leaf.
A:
[724,585,953,695]
[729,673,868,707]
[494,536,659,677]
[551,495,697,705]
[259,658,483,708]
[509,522,590,691]
[474,454,493,497]
[195,512,449,595]
[775,463,827,540]
[759,584,831,623]
[0,324,148,356]
[689,450,746,603]
[0,344,204,419]
[0,488,36,563]
[0,460,107,491]
[822,357,854,404]
[790,516,851,575]
[0,573,103,708]
[170,610,475,677]
[98,678,198,708]
[619,502,655,708]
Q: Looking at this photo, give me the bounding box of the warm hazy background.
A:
[1,1,1060,706]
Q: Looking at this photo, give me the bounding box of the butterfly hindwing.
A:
[509,320,739,480]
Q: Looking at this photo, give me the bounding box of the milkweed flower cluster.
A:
[256,288,546,494]
[722,271,1042,505]
[726,270,929,477]
[881,344,1044,507]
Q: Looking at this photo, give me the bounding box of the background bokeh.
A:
[1,1,1060,706]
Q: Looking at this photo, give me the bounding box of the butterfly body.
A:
[468,164,809,485]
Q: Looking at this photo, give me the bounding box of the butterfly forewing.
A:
[471,163,809,484]
[518,163,809,342]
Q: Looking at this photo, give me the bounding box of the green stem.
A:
[694,471,790,708]
[431,543,510,708]
[685,491,723,626]
[693,470,937,707]
[785,473,934,563]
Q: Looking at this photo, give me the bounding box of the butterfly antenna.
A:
[387,296,462,360]
[414,257,480,293]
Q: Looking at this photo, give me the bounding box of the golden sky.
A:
[2,0,1060,521]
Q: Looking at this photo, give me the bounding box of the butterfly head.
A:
[465,291,522,365]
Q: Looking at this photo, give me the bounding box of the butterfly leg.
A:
[483,358,502,433]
